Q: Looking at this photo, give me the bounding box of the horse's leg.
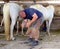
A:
[21,21,25,35]
[16,21,19,35]
[46,20,50,37]
[22,26,24,35]
[10,11,18,40]
[0,18,4,26]
[10,5,20,40]
[46,18,53,37]
[10,18,17,40]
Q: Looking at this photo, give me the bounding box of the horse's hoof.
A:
[10,37,16,41]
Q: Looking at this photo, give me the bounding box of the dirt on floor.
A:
[0,31,60,49]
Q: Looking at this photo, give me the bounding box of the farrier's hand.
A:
[26,13,38,28]
[21,19,27,28]
[26,22,31,28]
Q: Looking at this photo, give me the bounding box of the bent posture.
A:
[20,4,54,46]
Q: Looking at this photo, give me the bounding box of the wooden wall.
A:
[0,1,60,30]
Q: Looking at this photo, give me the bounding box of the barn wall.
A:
[0,0,60,30]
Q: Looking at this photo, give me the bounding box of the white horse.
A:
[1,3,24,40]
[30,4,55,36]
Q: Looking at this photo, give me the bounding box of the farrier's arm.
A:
[30,13,38,24]
[26,13,38,27]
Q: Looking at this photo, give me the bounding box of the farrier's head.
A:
[20,10,26,19]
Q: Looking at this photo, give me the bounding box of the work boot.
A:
[24,38,33,44]
[30,40,39,46]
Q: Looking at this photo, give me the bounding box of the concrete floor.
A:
[0,31,60,49]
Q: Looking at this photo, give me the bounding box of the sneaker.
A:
[30,40,39,46]
[24,38,33,44]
